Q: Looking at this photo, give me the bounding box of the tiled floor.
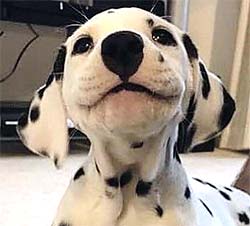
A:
[0,149,247,226]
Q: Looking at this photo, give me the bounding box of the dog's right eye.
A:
[72,36,93,55]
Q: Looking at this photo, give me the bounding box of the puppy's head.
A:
[17,8,235,166]
[63,8,188,138]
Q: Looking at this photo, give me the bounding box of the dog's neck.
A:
[87,121,190,205]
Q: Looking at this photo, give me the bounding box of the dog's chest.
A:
[54,171,198,226]
[53,163,250,226]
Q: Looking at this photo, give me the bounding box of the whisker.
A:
[150,0,160,13]
[53,72,64,76]
[64,23,82,29]
[69,128,78,142]
[66,2,89,22]
[70,19,83,25]
[161,15,172,19]
[78,1,87,18]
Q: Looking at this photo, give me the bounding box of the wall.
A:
[172,0,242,85]
[0,22,64,102]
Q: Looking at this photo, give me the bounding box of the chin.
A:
[85,90,179,136]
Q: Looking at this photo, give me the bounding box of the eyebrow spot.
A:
[155,205,164,217]
[146,18,154,27]
[131,141,144,149]
[158,54,164,62]
[105,177,119,188]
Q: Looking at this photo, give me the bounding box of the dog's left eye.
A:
[152,28,177,46]
[72,36,93,55]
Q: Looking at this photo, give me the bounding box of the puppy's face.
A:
[63,8,189,138]
[17,7,235,166]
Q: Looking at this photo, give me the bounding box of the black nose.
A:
[101,31,144,82]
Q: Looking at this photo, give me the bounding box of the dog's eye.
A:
[72,36,93,55]
[152,28,177,46]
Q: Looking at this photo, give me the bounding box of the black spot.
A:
[131,141,144,149]
[158,54,164,62]
[59,222,71,226]
[53,46,66,75]
[238,212,250,225]
[54,72,63,81]
[38,86,46,99]
[182,34,198,61]
[18,113,28,129]
[46,73,55,87]
[215,74,221,79]
[54,156,59,168]
[40,150,49,157]
[106,177,119,188]
[95,161,100,175]
[107,10,115,13]
[184,186,191,199]
[219,190,231,201]
[176,121,185,153]
[224,187,233,192]
[38,47,66,99]
[30,106,40,122]
[206,182,217,190]
[199,199,213,217]
[199,62,211,99]
[147,18,154,27]
[173,142,182,163]
[37,74,54,100]
[193,178,218,190]
[218,86,236,131]
[120,170,133,187]
[155,205,164,217]
[73,167,85,181]
[166,137,171,148]
[193,177,206,184]
[136,180,152,196]
[186,94,197,123]
[184,123,197,151]
[176,94,197,153]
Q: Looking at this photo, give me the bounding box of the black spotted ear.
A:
[17,46,68,168]
[177,34,236,152]
[182,34,198,61]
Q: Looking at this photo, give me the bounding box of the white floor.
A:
[0,149,247,226]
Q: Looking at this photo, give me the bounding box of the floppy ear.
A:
[177,34,236,152]
[17,46,68,168]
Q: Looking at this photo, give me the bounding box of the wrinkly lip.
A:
[80,82,180,108]
[106,82,178,100]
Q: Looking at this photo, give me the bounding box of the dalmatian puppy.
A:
[17,7,250,226]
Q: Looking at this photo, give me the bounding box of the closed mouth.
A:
[80,82,179,108]
[106,82,172,100]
